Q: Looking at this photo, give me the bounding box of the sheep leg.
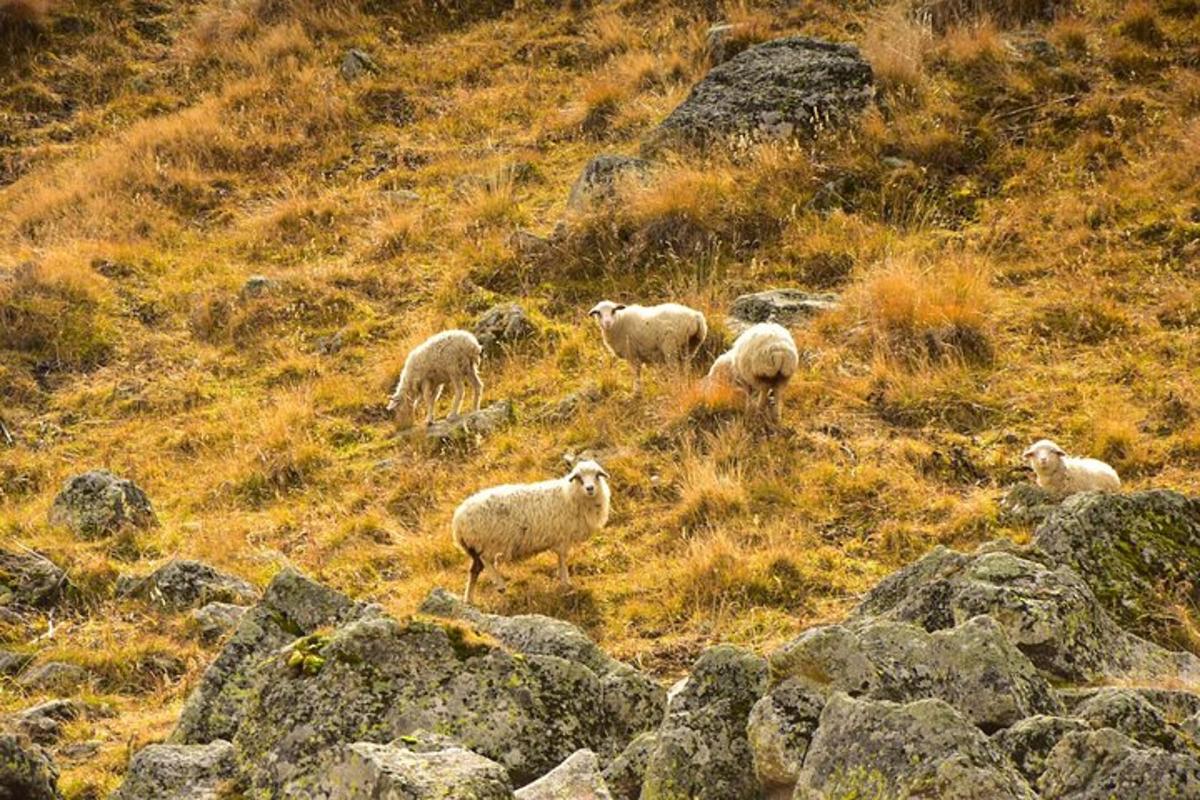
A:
[464,552,484,604]
[468,365,483,412]
[422,382,438,426]
[631,362,643,395]
[448,379,465,420]
[555,549,573,591]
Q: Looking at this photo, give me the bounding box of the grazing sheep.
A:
[588,300,708,394]
[387,330,483,428]
[1022,439,1121,498]
[705,322,799,423]
[452,460,611,604]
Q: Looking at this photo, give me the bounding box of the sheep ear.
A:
[1021,448,1034,459]
[614,304,626,312]
[588,309,600,319]
[598,469,610,480]
[1053,446,1067,457]
[567,471,582,483]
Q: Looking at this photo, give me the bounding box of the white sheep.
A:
[451,460,611,604]
[704,322,799,423]
[386,330,483,428]
[1022,439,1121,498]
[588,300,708,394]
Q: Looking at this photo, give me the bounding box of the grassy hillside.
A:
[2,0,1200,794]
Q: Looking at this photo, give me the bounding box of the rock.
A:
[318,740,513,800]
[1032,490,1200,648]
[601,732,655,800]
[0,549,66,608]
[191,602,249,643]
[340,48,378,82]
[999,482,1058,526]
[992,715,1090,784]
[0,648,33,676]
[0,733,61,800]
[59,741,101,761]
[510,228,552,260]
[566,154,651,211]
[1037,728,1200,799]
[47,469,157,539]
[239,275,278,299]
[728,289,840,330]
[13,700,89,745]
[112,740,237,800]
[648,37,874,151]
[473,303,536,354]
[543,385,601,423]
[640,645,767,800]
[172,567,376,745]
[515,749,613,800]
[17,662,91,693]
[118,560,258,610]
[851,543,1200,683]
[746,679,824,791]
[704,23,745,66]
[793,694,1033,799]
[382,189,421,204]
[1073,688,1192,752]
[423,400,514,446]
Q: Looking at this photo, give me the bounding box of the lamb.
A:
[588,300,708,394]
[451,460,611,604]
[1022,439,1121,498]
[386,330,484,428]
[704,322,799,424]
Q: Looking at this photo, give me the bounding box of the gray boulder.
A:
[47,470,157,538]
[649,37,873,151]
[119,560,258,610]
[340,48,378,82]
[0,648,33,676]
[1037,728,1200,799]
[640,645,767,800]
[601,732,655,800]
[746,679,824,791]
[792,693,1033,799]
[515,749,613,800]
[0,733,61,800]
[172,567,375,745]
[999,482,1058,526]
[318,740,513,800]
[112,740,237,800]
[473,303,536,354]
[0,548,66,608]
[17,662,91,693]
[240,275,278,299]
[1073,688,1192,752]
[992,715,1090,784]
[728,289,839,330]
[1033,490,1200,648]
[191,602,249,643]
[13,700,94,746]
[566,154,651,211]
[423,400,514,446]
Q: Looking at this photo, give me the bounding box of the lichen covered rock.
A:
[112,740,237,800]
[515,749,613,800]
[317,739,513,800]
[0,733,62,800]
[119,559,257,610]
[1037,728,1200,799]
[0,548,66,609]
[47,469,157,538]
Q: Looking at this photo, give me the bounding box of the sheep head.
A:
[588,300,626,332]
[565,459,610,500]
[1023,439,1067,475]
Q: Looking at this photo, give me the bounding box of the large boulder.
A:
[566,154,651,211]
[792,694,1033,799]
[47,470,157,538]
[191,602,249,643]
[172,567,376,745]
[1037,728,1200,799]
[0,549,66,608]
[648,37,873,151]
[0,733,61,800]
[112,740,237,800]
[1033,490,1200,648]
[472,303,536,354]
[992,715,1090,785]
[1072,688,1192,752]
[118,560,258,611]
[746,679,824,792]
[728,289,839,330]
[515,749,613,800]
[317,740,513,800]
[640,645,767,800]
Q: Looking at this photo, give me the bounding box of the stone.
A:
[648,37,873,151]
[792,694,1033,799]
[0,549,66,608]
[0,648,33,676]
[47,469,157,539]
[727,289,840,330]
[1073,688,1192,752]
[746,679,824,791]
[473,303,536,354]
[340,48,378,82]
[998,482,1059,526]
[119,560,258,610]
[566,154,651,211]
[17,662,91,693]
[1037,728,1200,799]
[191,602,249,643]
[112,740,237,800]
[13,700,90,746]
[601,732,655,800]
[318,740,513,800]
[0,733,61,800]
[515,749,613,800]
[992,715,1090,784]
[239,275,278,299]
[423,400,514,446]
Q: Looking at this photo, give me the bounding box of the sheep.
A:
[1022,439,1121,499]
[452,460,611,604]
[386,330,484,428]
[588,300,707,394]
[704,322,799,424]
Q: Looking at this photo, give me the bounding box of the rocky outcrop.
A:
[999,482,1058,526]
[566,154,651,211]
[648,37,873,151]
[473,303,536,354]
[0,733,61,800]
[0,548,66,608]
[112,740,237,800]
[118,560,258,610]
[728,289,839,330]
[47,470,157,538]
[423,400,515,446]
[992,715,1090,785]
[1037,728,1200,799]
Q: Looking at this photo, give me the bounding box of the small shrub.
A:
[1117,2,1165,48]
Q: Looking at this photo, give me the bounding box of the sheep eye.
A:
[598,471,610,479]
[569,474,582,483]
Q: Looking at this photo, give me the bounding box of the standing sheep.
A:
[387,330,484,428]
[588,300,708,394]
[452,460,611,604]
[1022,439,1121,498]
[705,322,799,424]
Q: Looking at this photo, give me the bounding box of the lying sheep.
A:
[452,460,611,604]
[386,330,483,428]
[588,300,707,394]
[705,322,799,424]
[1022,439,1121,499]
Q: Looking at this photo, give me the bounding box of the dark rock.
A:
[992,715,1090,784]
[17,662,91,693]
[47,470,157,539]
[473,303,536,354]
[423,400,514,445]
[0,549,66,608]
[0,733,61,800]
[728,288,840,329]
[746,679,824,790]
[191,602,249,643]
[118,560,257,611]
[543,385,601,424]
[1073,688,1192,752]
[648,37,873,152]
[566,154,651,211]
[317,739,513,799]
[999,482,1058,526]
[112,740,237,800]
[601,732,655,800]
[1033,490,1200,648]
[13,700,90,746]
[239,275,278,299]
[340,48,379,82]
[0,649,33,676]
[511,228,552,260]
[515,749,613,800]
[1037,728,1200,799]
